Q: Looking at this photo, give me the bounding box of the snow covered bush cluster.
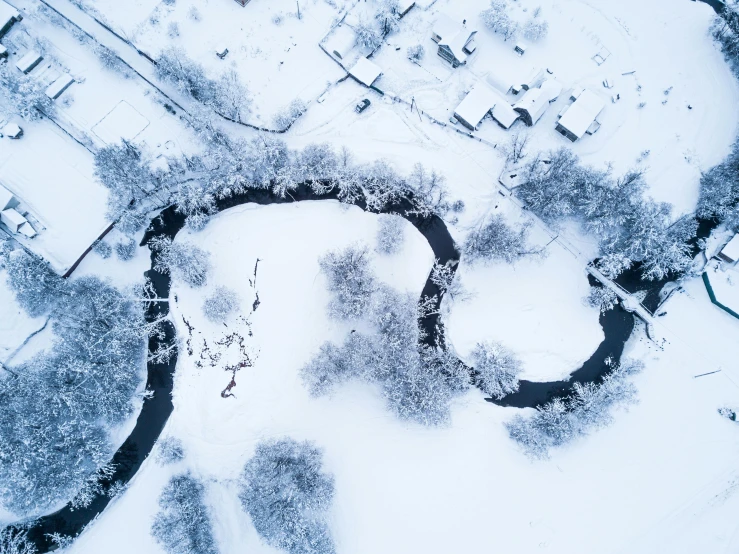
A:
[302,281,471,425]
[469,341,522,399]
[150,236,210,288]
[115,237,137,261]
[506,360,644,458]
[238,438,335,554]
[0,250,146,516]
[273,99,308,130]
[375,214,404,254]
[407,44,425,62]
[202,286,240,322]
[522,9,549,41]
[697,139,739,232]
[156,436,186,465]
[586,284,619,314]
[151,473,218,554]
[319,245,376,319]
[0,61,54,121]
[463,214,534,264]
[480,0,518,41]
[516,148,697,280]
[156,48,251,122]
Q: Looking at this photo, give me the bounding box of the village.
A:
[1,0,739,551]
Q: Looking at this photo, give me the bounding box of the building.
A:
[513,79,562,126]
[349,57,382,87]
[0,0,21,39]
[719,234,739,265]
[16,51,43,74]
[454,84,519,130]
[555,89,606,141]
[432,15,477,68]
[1,208,26,233]
[46,74,74,100]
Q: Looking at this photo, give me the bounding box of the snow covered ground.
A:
[66,201,739,554]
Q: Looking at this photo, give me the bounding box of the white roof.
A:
[454,85,497,128]
[46,74,74,99]
[491,100,519,129]
[0,44,7,56]
[3,122,21,137]
[0,0,19,32]
[557,89,606,139]
[398,0,415,13]
[1,208,26,231]
[432,14,462,41]
[18,221,36,238]
[16,51,42,73]
[0,183,15,211]
[721,234,739,261]
[349,57,382,87]
[513,80,561,124]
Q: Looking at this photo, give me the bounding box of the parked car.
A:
[355,99,371,113]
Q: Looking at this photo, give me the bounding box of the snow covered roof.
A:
[3,122,21,138]
[16,51,42,74]
[349,57,382,87]
[557,90,606,140]
[721,234,739,262]
[434,14,475,63]
[0,183,16,211]
[1,208,27,232]
[398,0,415,15]
[46,74,74,100]
[432,14,462,41]
[454,84,517,129]
[325,24,356,60]
[18,221,36,238]
[513,80,562,125]
[0,0,19,37]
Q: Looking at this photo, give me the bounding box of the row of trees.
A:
[516,148,698,280]
[480,0,549,42]
[506,360,643,458]
[711,2,739,76]
[697,139,739,232]
[0,249,147,516]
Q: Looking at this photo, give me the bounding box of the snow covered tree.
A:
[93,239,113,259]
[239,438,335,554]
[319,245,376,319]
[157,47,216,105]
[246,135,295,192]
[0,62,54,121]
[115,237,137,261]
[480,0,518,40]
[0,527,36,554]
[299,143,339,186]
[3,249,65,317]
[156,437,185,465]
[463,214,534,264]
[586,284,618,313]
[407,44,425,62]
[406,163,450,217]
[469,340,522,399]
[202,286,240,322]
[375,214,404,255]
[501,131,530,166]
[151,473,218,554]
[354,17,384,49]
[697,140,739,230]
[361,159,408,212]
[375,0,401,35]
[150,236,210,287]
[273,99,307,130]
[522,16,548,41]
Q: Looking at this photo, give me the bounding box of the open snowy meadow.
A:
[1,0,739,551]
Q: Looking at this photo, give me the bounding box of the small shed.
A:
[2,122,22,138]
[0,0,21,39]
[719,234,739,264]
[349,57,382,87]
[16,51,43,74]
[0,183,18,211]
[555,90,605,141]
[1,208,27,233]
[46,74,74,100]
[513,80,562,126]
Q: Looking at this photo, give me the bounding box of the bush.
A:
[115,237,137,261]
[375,215,404,255]
[150,236,210,288]
[202,286,240,322]
[586,284,618,314]
[407,44,425,62]
[151,474,218,554]
[185,212,210,232]
[463,214,533,264]
[93,240,112,259]
[481,0,518,40]
[506,360,643,457]
[157,437,185,465]
[239,438,335,554]
[470,341,522,399]
[318,245,376,319]
[273,99,307,130]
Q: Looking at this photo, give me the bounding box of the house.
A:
[718,234,739,265]
[349,57,382,87]
[1,208,27,233]
[45,74,74,100]
[555,89,606,141]
[16,51,43,74]
[0,0,21,39]
[513,79,562,126]
[0,183,18,211]
[325,24,356,61]
[432,15,477,68]
[453,84,519,130]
